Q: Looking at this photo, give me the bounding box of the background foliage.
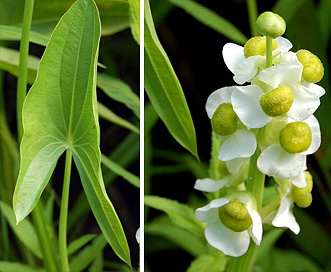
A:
[144,0,331,271]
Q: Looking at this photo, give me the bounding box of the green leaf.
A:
[97,73,140,118]
[168,0,247,44]
[0,262,44,272]
[187,254,227,272]
[144,195,204,237]
[67,234,97,256]
[101,154,140,188]
[0,201,42,259]
[97,102,139,134]
[144,0,198,159]
[69,235,107,272]
[128,0,140,44]
[12,0,130,266]
[0,0,130,37]
[0,25,48,45]
[145,216,208,256]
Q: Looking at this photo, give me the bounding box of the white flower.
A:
[194,178,228,192]
[195,192,262,257]
[222,37,292,85]
[257,115,321,179]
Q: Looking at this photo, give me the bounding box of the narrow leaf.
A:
[13,0,130,265]
[128,0,140,44]
[144,195,204,237]
[0,262,44,272]
[168,0,247,44]
[0,201,42,259]
[144,0,198,159]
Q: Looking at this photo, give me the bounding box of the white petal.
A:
[232,85,271,128]
[194,178,229,192]
[275,37,292,55]
[272,195,300,234]
[302,115,321,155]
[257,144,306,179]
[226,158,249,174]
[205,87,234,119]
[205,219,250,257]
[195,198,230,223]
[291,170,307,188]
[222,43,245,75]
[233,56,263,84]
[218,129,257,161]
[247,210,263,245]
[288,84,322,120]
[259,59,303,88]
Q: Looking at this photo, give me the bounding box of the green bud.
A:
[256,11,286,39]
[218,201,252,232]
[279,122,312,153]
[260,86,294,116]
[296,49,324,83]
[211,103,238,136]
[244,36,278,58]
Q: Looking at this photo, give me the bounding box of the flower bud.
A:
[218,201,252,232]
[260,86,294,116]
[279,122,312,153]
[244,36,277,58]
[256,11,286,39]
[211,103,238,136]
[296,49,324,83]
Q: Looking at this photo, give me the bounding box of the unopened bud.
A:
[256,11,286,39]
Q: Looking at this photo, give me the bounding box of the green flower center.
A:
[296,49,324,83]
[218,201,252,232]
[244,36,277,58]
[291,171,313,208]
[279,122,312,153]
[260,86,294,116]
[211,103,238,136]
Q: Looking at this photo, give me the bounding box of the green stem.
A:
[246,0,258,36]
[227,129,265,272]
[17,0,34,143]
[31,204,58,272]
[266,37,273,68]
[59,149,72,272]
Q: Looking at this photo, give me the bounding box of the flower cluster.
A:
[195,12,325,257]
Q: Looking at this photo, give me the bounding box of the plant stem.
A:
[266,37,273,68]
[59,149,72,272]
[227,129,265,272]
[246,0,258,36]
[17,0,34,143]
[31,204,58,272]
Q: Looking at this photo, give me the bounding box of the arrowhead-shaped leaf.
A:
[13,0,130,266]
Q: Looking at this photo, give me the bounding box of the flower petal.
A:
[218,129,257,161]
[222,43,245,75]
[302,115,321,155]
[232,85,271,128]
[291,170,307,188]
[195,198,230,223]
[247,210,263,245]
[274,36,292,55]
[272,194,300,234]
[259,59,303,88]
[205,87,234,119]
[257,144,306,179]
[233,56,264,84]
[205,219,250,257]
[194,178,229,192]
